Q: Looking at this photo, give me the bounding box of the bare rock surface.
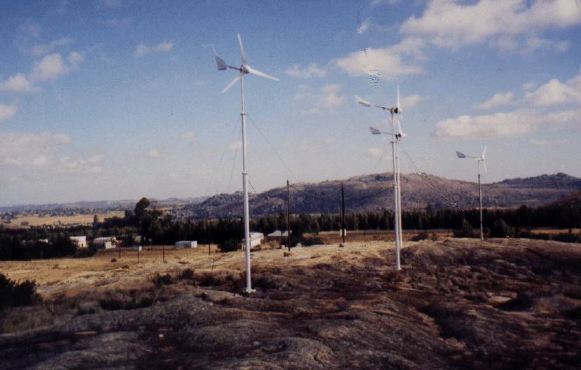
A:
[1,238,580,369]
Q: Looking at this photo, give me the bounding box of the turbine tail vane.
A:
[215,55,228,71]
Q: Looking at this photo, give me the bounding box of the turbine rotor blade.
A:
[369,127,382,135]
[215,56,227,71]
[482,160,488,173]
[482,146,487,160]
[456,151,467,158]
[355,95,372,107]
[237,33,248,65]
[396,85,401,112]
[246,66,279,81]
[222,75,242,93]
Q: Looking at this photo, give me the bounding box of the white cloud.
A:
[524,36,569,53]
[0,132,71,167]
[335,38,424,80]
[148,149,162,158]
[318,84,344,109]
[294,84,345,114]
[0,74,37,93]
[433,109,581,139]
[400,94,424,109]
[229,140,242,151]
[0,104,17,122]
[476,91,514,110]
[437,70,581,139]
[180,131,195,142]
[401,0,581,50]
[59,154,104,174]
[135,41,174,57]
[286,63,327,79]
[524,74,581,107]
[30,52,83,82]
[367,147,384,159]
[0,51,82,93]
[357,18,371,34]
[30,37,72,56]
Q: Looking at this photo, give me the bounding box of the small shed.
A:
[69,236,87,248]
[93,237,117,249]
[175,240,198,248]
[242,232,264,250]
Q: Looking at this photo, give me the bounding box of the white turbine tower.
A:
[215,34,279,294]
[456,146,487,241]
[355,87,405,271]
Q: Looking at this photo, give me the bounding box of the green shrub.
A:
[411,232,430,241]
[0,273,40,309]
[453,219,475,238]
[302,236,323,247]
[491,219,515,238]
[151,273,173,287]
[217,239,240,253]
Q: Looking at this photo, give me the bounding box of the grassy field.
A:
[4,211,125,228]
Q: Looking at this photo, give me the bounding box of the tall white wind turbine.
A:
[215,34,279,294]
[355,87,405,271]
[456,146,487,240]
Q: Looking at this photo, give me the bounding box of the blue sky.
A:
[0,0,580,206]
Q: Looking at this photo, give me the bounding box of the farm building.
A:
[93,237,117,249]
[69,236,87,248]
[267,230,291,238]
[175,240,198,248]
[242,232,264,250]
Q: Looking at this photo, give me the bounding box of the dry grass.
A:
[5,211,124,227]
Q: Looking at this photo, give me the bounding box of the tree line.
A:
[1,196,579,260]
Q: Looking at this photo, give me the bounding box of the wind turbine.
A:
[456,146,487,241]
[355,87,405,271]
[215,34,279,294]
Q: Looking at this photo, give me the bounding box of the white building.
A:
[69,236,87,248]
[175,240,198,248]
[242,232,264,250]
[93,237,117,249]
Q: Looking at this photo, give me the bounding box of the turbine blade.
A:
[456,151,467,158]
[397,85,401,111]
[222,75,242,93]
[482,146,487,160]
[483,160,488,173]
[246,66,279,81]
[215,56,227,71]
[369,127,382,135]
[355,95,372,107]
[237,33,248,65]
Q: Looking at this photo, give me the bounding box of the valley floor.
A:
[1,238,580,369]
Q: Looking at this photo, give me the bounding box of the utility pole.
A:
[478,165,484,241]
[286,179,291,251]
[341,183,346,244]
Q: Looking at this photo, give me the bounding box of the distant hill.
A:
[182,173,581,218]
[0,196,208,213]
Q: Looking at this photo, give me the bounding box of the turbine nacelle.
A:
[215,34,279,93]
[355,86,405,138]
[456,146,487,172]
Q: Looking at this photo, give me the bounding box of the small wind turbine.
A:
[215,34,279,294]
[456,146,487,241]
[356,87,405,271]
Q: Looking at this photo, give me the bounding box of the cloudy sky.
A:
[0,0,580,206]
